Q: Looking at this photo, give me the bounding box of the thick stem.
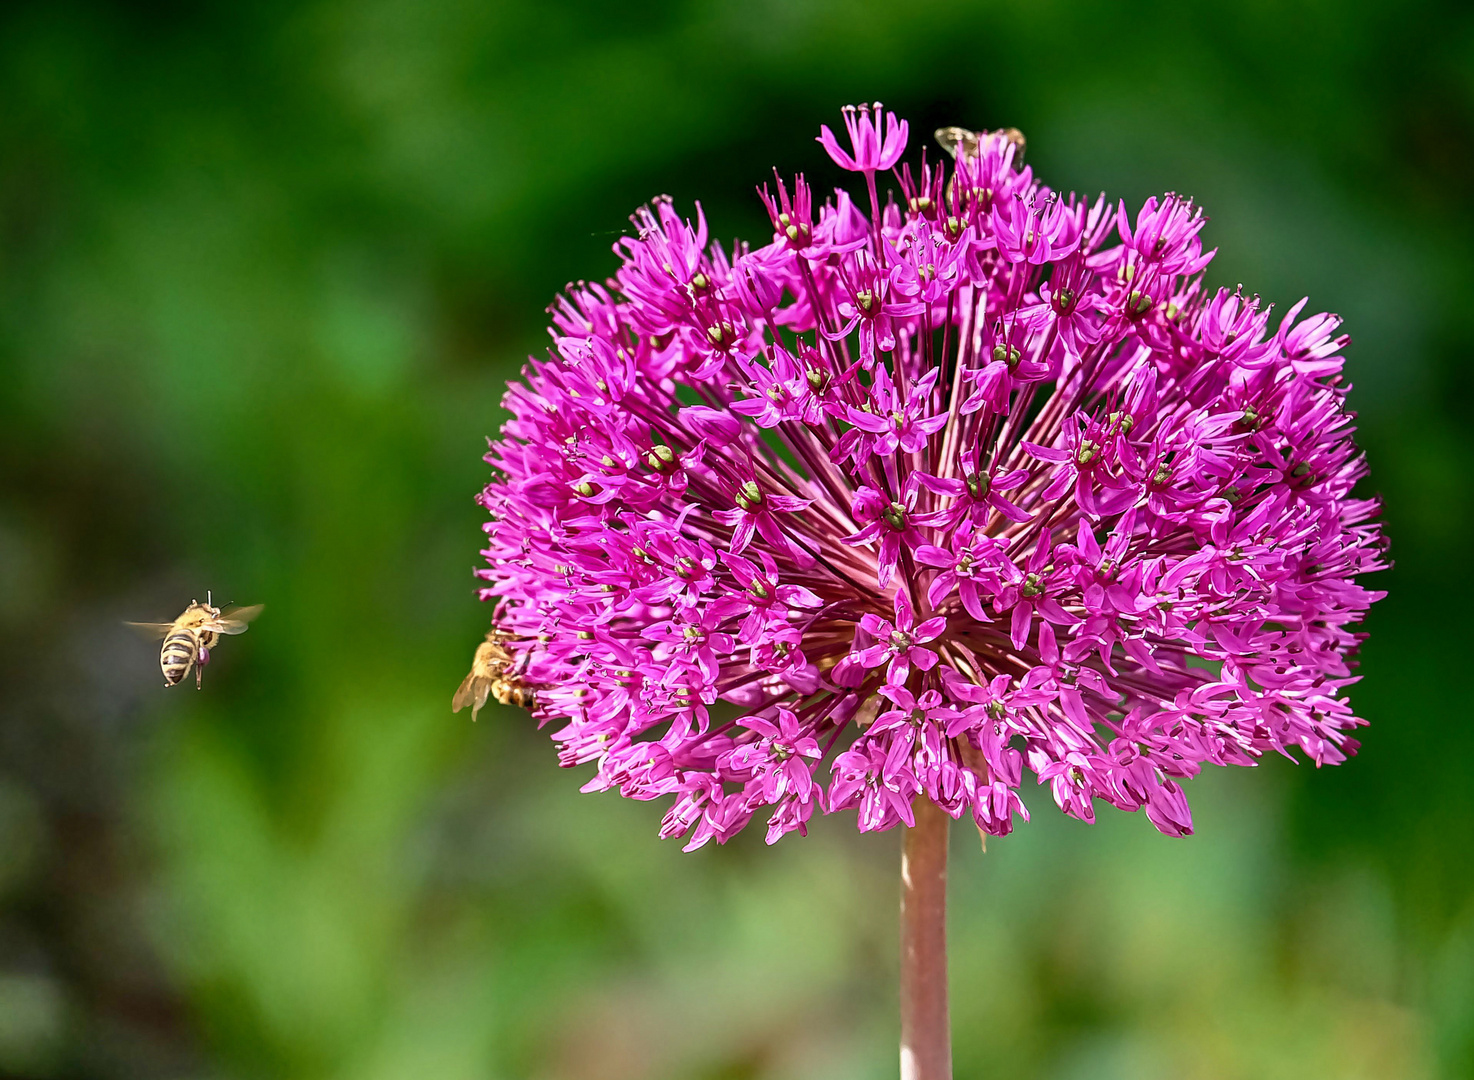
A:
[900,795,951,1080]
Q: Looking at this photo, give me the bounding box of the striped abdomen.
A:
[160,629,199,687]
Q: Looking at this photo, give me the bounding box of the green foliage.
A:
[0,0,1469,1076]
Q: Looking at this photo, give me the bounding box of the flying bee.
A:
[127,594,263,689]
[453,629,534,721]
[934,125,1026,163]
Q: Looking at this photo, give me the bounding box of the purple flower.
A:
[817,101,908,173]
[475,108,1387,848]
[842,475,941,587]
[721,706,822,805]
[710,475,815,566]
[852,593,946,685]
[916,522,1012,621]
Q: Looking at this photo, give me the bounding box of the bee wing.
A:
[470,680,493,723]
[452,671,478,713]
[124,621,175,641]
[209,604,264,635]
[452,673,492,718]
[934,126,978,160]
[998,126,1026,157]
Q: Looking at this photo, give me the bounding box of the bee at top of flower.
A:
[475,107,1387,851]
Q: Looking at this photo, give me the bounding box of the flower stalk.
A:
[901,796,951,1080]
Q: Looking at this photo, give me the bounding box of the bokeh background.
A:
[0,1,1469,1077]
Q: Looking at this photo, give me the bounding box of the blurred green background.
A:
[0,1,1468,1077]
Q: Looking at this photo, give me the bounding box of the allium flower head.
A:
[476,108,1387,850]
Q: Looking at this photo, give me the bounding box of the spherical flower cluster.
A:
[476,104,1386,849]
